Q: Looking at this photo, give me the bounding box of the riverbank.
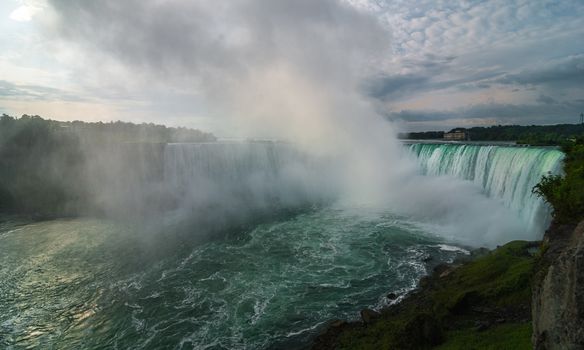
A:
[312,240,537,349]
[312,140,584,349]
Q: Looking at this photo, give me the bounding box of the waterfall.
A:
[161,142,331,224]
[408,143,565,232]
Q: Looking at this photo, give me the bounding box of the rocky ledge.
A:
[312,241,539,349]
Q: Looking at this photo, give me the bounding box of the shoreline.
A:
[311,240,539,349]
[310,218,584,349]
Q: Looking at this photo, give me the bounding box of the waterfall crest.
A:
[408,143,564,232]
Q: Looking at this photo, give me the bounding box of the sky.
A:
[0,0,583,135]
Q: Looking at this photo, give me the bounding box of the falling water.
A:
[408,143,565,233]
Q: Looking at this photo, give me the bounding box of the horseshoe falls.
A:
[86,142,332,226]
[408,143,565,234]
[0,141,564,349]
[162,142,331,216]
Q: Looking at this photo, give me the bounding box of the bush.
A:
[533,141,584,224]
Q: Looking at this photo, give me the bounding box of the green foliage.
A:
[533,141,584,223]
[337,241,536,349]
[60,118,216,144]
[401,123,584,145]
[400,131,445,140]
[428,241,533,320]
[435,323,532,350]
[0,114,85,215]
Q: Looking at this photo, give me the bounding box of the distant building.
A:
[444,129,468,141]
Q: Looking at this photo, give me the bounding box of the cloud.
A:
[356,0,584,127]
[9,4,42,22]
[536,94,558,105]
[1,0,580,130]
[365,73,430,100]
[366,69,503,101]
[0,80,83,102]
[494,54,584,88]
[388,100,584,125]
[46,0,387,85]
[44,0,393,145]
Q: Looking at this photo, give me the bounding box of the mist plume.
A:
[41,0,535,247]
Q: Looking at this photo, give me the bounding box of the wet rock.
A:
[433,263,450,275]
[439,267,456,278]
[328,319,347,328]
[475,321,490,332]
[386,292,398,300]
[360,308,380,324]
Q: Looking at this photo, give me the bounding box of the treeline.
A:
[0,114,84,215]
[2,114,217,144]
[401,124,584,145]
[0,114,215,216]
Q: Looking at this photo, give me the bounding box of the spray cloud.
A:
[40,0,535,247]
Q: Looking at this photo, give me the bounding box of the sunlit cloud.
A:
[9,4,42,22]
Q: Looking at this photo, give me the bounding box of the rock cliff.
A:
[532,221,584,349]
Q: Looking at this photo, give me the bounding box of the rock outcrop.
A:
[532,220,584,349]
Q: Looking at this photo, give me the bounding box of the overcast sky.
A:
[1,0,583,134]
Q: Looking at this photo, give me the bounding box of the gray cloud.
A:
[0,80,83,102]
[47,0,388,90]
[495,55,584,88]
[388,100,584,125]
[35,0,584,130]
[536,94,558,105]
[359,0,584,127]
[365,73,430,100]
[366,69,503,101]
[45,0,393,141]
[368,53,584,104]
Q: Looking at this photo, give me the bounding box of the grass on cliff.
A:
[436,323,532,350]
[337,241,535,350]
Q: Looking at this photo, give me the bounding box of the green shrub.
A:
[533,141,584,224]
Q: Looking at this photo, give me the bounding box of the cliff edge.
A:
[532,220,584,349]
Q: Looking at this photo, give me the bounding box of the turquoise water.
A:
[0,143,564,349]
[0,207,466,349]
